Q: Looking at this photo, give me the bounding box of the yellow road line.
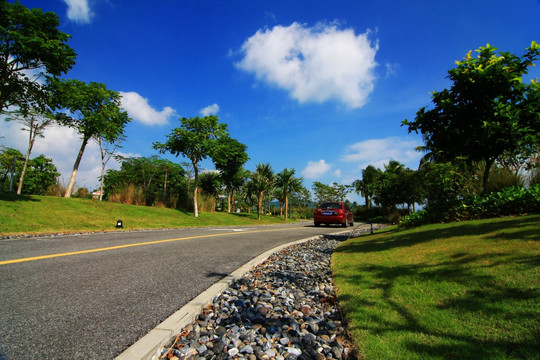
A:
[0,227,305,266]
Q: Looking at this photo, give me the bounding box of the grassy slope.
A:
[0,194,287,236]
[332,214,540,360]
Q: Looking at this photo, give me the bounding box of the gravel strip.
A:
[156,227,384,360]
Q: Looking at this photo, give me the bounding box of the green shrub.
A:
[400,185,540,227]
[354,206,387,222]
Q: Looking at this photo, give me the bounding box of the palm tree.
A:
[252,163,274,220]
[240,172,257,213]
[275,168,303,221]
[353,165,381,209]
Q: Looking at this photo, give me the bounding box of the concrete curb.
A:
[115,234,330,360]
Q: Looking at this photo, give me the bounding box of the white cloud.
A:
[236,22,378,108]
[63,0,93,24]
[200,103,220,116]
[120,91,175,126]
[385,62,401,78]
[302,159,332,179]
[341,137,423,170]
[333,169,342,177]
[0,120,135,190]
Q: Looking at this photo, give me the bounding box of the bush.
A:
[354,206,387,222]
[73,187,90,198]
[400,185,540,227]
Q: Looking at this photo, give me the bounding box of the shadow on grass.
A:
[229,212,256,219]
[337,216,540,255]
[333,219,540,359]
[0,193,40,202]
[335,260,539,358]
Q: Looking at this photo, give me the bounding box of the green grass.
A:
[0,194,288,236]
[332,215,540,360]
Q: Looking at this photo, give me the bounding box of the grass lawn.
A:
[0,194,288,236]
[332,214,540,360]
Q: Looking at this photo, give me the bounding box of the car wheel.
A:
[342,219,347,228]
[350,221,354,226]
[314,222,320,227]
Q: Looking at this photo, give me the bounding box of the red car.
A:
[314,201,354,227]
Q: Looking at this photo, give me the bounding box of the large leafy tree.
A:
[403,42,540,193]
[153,116,228,217]
[312,181,350,203]
[0,147,58,194]
[275,168,302,221]
[0,0,76,111]
[50,79,131,197]
[19,154,58,195]
[104,156,187,206]
[212,136,249,212]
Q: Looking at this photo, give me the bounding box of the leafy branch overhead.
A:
[49,78,131,198]
[0,0,77,111]
[402,42,540,193]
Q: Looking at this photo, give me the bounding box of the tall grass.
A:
[108,184,146,205]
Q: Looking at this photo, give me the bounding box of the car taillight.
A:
[337,209,344,215]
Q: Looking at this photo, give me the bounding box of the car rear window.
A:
[319,202,341,209]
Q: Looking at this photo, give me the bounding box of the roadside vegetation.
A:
[0,194,288,236]
[0,7,539,358]
[332,214,540,360]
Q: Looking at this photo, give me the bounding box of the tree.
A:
[251,163,274,220]
[5,107,54,194]
[312,181,351,203]
[0,147,58,194]
[96,134,124,201]
[212,136,249,212]
[198,171,223,197]
[153,116,228,217]
[374,161,408,211]
[0,147,23,192]
[403,42,540,193]
[275,168,302,221]
[19,154,58,195]
[0,1,76,112]
[50,79,130,198]
[103,156,187,207]
[352,165,381,208]
[241,171,258,214]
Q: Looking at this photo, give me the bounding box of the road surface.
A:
[0,222,350,359]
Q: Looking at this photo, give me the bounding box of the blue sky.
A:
[1,0,539,201]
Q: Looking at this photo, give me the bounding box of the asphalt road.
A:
[0,222,350,359]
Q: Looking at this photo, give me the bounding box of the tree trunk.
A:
[65,136,90,198]
[17,146,32,195]
[17,125,38,195]
[193,161,199,217]
[163,167,168,193]
[482,158,495,194]
[99,163,105,201]
[284,194,289,222]
[258,191,263,220]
